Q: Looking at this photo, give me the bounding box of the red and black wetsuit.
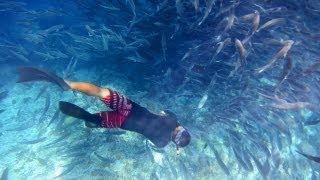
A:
[96,89,178,148]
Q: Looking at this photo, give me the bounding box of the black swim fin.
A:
[17,67,70,91]
[59,101,101,126]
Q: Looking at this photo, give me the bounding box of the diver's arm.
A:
[65,80,110,98]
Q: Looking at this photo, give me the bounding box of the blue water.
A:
[0,0,320,179]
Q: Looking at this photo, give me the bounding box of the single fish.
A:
[277,55,292,87]
[43,133,70,148]
[10,50,30,63]
[235,38,247,60]
[125,52,146,63]
[161,33,167,61]
[101,34,109,51]
[55,159,86,178]
[198,94,208,109]
[272,97,312,109]
[252,10,260,33]
[35,86,48,101]
[127,0,136,18]
[175,0,183,16]
[264,6,288,14]
[42,24,64,35]
[34,51,55,61]
[215,1,240,18]
[99,4,120,11]
[220,13,236,37]
[63,57,77,78]
[242,148,254,171]
[181,51,191,61]
[302,60,320,74]
[47,108,60,128]
[85,25,95,36]
[239,13,255,21]
[1,167,8,180]
[178,159,192,180]
[193,0,199,13]
[94,152,115,163]
[249,152,270,179]
[287,78,310,92]
[257,18,285,32]
[198,0,215,25]
[255,40,294,74]
[271,151,281,169]
[232,147,250,171]
[21,137,46,144]
[0,91,8,101]
[214,38,231,57]
[5,123,33,132]
[304,119,320,126]
[296,151,320,163]
[212,145,230,175]
[39,93,50,123]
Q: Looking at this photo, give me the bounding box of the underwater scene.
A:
[0,0,320,179]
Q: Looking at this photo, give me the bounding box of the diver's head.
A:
[172,125,191,148]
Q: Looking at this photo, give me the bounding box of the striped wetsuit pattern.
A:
[97,89,132,128]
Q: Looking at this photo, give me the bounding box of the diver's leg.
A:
[65,80,110,98]
[59,101,101,127]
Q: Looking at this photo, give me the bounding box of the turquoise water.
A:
[0,0,320,179]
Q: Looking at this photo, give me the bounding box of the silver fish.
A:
[34,51,55,61]
[94,152,115,163]
[38,93,50,123]
[255,40,294,74]
[257,18,285,32]
[198,0,215,25]
[55,159,86,178]
[198,94,208,109]
[235,38,247,60]
[35,85,48,101]
[85,25,95,36]
[296,151,320,163]
[127,0,136,18]
[101,34,109,51]
[239,13,255,21]
[277,55,292,87]
[264,6,288,14]
[161,33,167,61]
[10,50,30,63]
[193,0,199,13]
[214,38,231,56]
[229,39,247,77]
[1,167,8,180]
[21,137,47,144]
[302,60,320,74]
[272,101,312,109]
[99,4,120,11]
[47,108,60,128]
[42,24,64,35]
[252,10,260,33]
[215,1,240,18]
[212,145,230,175]
[223,13,236,34]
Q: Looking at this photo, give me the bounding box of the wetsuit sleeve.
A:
[98,89,132,128]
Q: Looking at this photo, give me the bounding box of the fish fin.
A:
[17,67,70,91]
[85,121,99,128]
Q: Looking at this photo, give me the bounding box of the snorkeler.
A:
[17,67,191,148]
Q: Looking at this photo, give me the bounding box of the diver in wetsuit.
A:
[17,67,191,148]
